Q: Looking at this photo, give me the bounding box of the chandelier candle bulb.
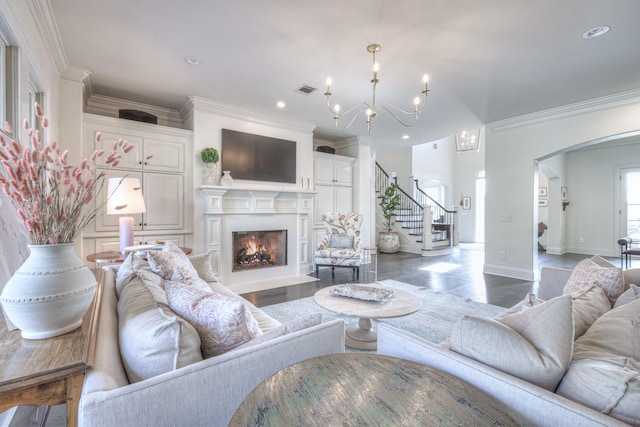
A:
[326,77,332,95]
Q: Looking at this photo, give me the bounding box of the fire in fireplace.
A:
[232,230,287,272]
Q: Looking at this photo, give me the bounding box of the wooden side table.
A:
[230,353,518,426]
[0,270,103,427]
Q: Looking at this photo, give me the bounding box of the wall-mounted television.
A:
[221,129,297,184]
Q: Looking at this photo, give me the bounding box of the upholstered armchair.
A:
[315,212,363,279]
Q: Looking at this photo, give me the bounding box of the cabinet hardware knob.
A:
[138,161,143,165]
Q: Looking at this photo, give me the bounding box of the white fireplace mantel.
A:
[199,185,315,215]
[198,186,315,289]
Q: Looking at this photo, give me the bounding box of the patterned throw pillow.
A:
[563,258,624,305]
[165,281,262,357]
[148,242,200,282]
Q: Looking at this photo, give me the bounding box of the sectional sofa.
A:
[379,258,640,426]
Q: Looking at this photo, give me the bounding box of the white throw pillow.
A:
[187,251,218,282]
[117,271,202,383]
[557,298,640,425]
[165,281,262,357]
[498,293,545,316]
[614,283,640,308]
[563,258,624,305]
[115,253,151,296]
[450,294,574,391]
[569,283,611,339]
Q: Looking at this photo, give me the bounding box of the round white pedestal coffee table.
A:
[314,283,421,350]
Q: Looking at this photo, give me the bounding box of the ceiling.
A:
[49,0,640,149]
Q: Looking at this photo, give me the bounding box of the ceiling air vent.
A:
[296,84,317,95]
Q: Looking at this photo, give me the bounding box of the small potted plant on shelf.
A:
[378,182,401,253]
[201,147,219,185]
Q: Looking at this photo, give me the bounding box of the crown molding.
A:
[182,96,316,134]
[29,0,68,75]
[488,88,640,132]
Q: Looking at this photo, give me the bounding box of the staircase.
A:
[375,162,458,255]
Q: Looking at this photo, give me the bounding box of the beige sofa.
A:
[378,264,640,427]
[78,265,345,427]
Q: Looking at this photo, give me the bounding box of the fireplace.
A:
[232,230,288,272]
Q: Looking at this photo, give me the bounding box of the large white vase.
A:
[0,243,97,339]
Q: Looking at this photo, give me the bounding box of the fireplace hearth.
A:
[232,230,287,272]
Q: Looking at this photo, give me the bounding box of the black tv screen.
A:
[221,129,297,184]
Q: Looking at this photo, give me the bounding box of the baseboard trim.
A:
[483,263,537,281]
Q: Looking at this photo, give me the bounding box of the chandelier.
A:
[455,129,481,153]
[325,44,429,133]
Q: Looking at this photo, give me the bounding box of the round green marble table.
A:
[230,353,519,426]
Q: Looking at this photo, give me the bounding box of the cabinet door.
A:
[314,160,336,185]
[334,163,353,186]
[143,173,184,230]
[144,138,185,173]
[315,185,334,223]
[334,186,353,213]
[92,130,144,170]
[93,169,144,233]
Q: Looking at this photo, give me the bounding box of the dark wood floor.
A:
[242,244,628,309]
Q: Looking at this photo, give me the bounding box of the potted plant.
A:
[200,147,219,185]
[0,103,131,338]
[378,182,401,253]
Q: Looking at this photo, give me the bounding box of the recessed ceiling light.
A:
[276,101,286,108]
[402,134,410,140]
[184,56,202,65]
[583,25,610,39]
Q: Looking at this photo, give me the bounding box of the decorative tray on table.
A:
[330,284,395,303]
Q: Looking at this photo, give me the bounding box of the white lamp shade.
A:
[107,177,146,215]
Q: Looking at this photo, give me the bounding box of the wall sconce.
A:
[107,177,146,253]
[561,186,570,211]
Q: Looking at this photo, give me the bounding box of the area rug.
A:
[261,279,507,348]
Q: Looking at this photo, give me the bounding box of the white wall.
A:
[485,91,640,281]
[376,145,413,188]
[564,138,640,255]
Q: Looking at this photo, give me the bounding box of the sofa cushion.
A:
[556,298,640,425]
[563,258,624,304]
[148,242,200,282]
[234,313,322,350]
[165,281,262,357]
[450,295,574,391]
[117,271,203,383]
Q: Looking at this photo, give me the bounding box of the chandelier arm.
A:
[378,105,419,128]
[326,96,371,116]
[334,106,367,131]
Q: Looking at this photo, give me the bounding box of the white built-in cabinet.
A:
[313,152,354,223]
[82,114,193,257]
[313,152,354,245]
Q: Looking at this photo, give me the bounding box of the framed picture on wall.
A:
[462,197,471,210]
[538,187,548,198]
[561,186,568,201]
[538,199,548,207]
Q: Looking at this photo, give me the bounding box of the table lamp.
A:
[107,177,146,253]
